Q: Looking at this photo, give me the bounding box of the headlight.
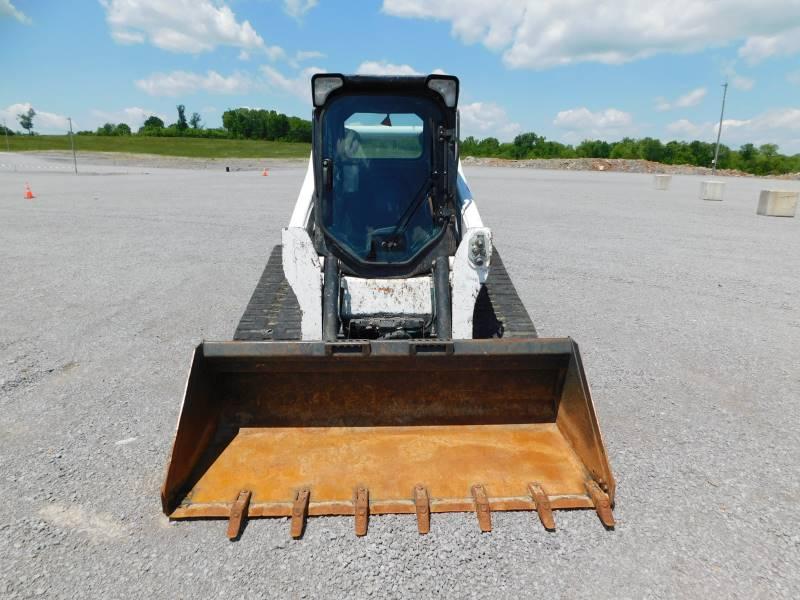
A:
[469,232,489,266]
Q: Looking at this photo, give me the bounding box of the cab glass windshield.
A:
[321,94,445,264]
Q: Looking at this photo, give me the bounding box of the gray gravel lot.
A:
[1,152,798,598]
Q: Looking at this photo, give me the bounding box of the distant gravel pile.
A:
[461,156,800,179]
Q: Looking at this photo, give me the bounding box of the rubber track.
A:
[472,247,538,339]
[233,245,302,341]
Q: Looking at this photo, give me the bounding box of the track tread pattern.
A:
[233,245,302,341]
[472,247,538,339]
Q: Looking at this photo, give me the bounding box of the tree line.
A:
[221,108,311,142]
[75,104,215,138]
[461,133,800,176]
[74,104,312,143]
[7,104,313,143]
[7,104,798,175]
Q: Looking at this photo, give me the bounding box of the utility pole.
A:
[68,117,77,174]
[712,82,728,176]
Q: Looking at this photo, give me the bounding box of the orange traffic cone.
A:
[24,183,35,200]
[262,168,269,177]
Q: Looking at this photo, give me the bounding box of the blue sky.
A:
[2,0,800,151]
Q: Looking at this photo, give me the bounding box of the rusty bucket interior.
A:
[161,338,615,538]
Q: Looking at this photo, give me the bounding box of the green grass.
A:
[6,135,311,158]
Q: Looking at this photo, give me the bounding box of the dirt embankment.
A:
[461,156,800,180]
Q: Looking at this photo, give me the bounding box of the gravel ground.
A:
[0,150,306,173]
[1,152,798,598]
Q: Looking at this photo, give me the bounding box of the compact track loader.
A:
[162,74,616,539]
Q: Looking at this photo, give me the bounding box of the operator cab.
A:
[311,74,460,277]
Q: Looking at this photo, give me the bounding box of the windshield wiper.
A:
[388,178,433,238]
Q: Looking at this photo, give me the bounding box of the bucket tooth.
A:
[354,487,369,536]
[585,480,615,528]
[413,485,430,534]
[471,484,492,532]
[528,482,555,531]
[226,490,251,540]
[290,488,310,539]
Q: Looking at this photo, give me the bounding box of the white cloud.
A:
[719,62,755,91]
[459,101,521,141]
[295,50,325,62]
[239,45,284,62]
[722,108,800,148]
[135,70,253,96]
[738,26,800,64]
[675,88,707,108]
[382,0,800,69]
[0,0,31,24]
[101,0,272,54]
[356,61,422,76]
[787,70,800,85]
[655,87,707,111]
[553,107,634,139]
[265,46,287,62]
[667,118,707,138]
[1,103,70,133]
[667,108,800,152]
[288,50,326,68]
[284,0,318,19]
[90,107,167,129]
[261,65,326,102]
[355,61,446,76]
[730,73,755,91]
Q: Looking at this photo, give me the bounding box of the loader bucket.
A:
[161,338,616,537]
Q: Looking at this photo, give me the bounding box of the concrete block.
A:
[757,190,798,217]
[700,180,725,201]
[653,174,671,190]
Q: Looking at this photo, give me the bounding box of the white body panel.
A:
[457,162,485,230]
[341,276,432,319]
[281,227,322,340]
[451,227,492,339]
[451,163,491,338]
[288,155,315,228]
